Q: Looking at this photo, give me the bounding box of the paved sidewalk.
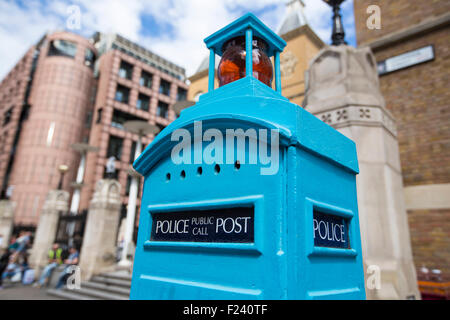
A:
[0,284,61,300]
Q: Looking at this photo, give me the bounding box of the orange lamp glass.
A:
[217,36,273,87]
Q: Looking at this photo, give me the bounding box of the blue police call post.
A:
[130,13,366,300]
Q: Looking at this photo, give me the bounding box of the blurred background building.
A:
[0,29,188,242]
[354,0,449,286]
[0,32,97,229]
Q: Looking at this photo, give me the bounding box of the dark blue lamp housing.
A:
[130,13,366,300]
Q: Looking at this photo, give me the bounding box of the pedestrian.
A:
[8,235,18,252]
[55,246,79,290]
[15,231,31,254]
[10,231,31,263]
[0,248,12,289]
[34,243,63,288]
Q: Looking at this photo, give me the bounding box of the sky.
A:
[0,0,356,80]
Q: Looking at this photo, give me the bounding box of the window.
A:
[118,60,133,80]
[84,111,92,128]
[3,108,13,126]
[115,84,130,104]
[159,79,171,96]
[107,135,123,160]
[96,108,103,124]
[103,167,118,179]
[177,88,187,101]
[111,109,146,130]
[139,70,153,89]
[156,101,169,119]
[90,86,97,103]
[48,40,77,58]
[19,104,30,122]
[85,48,96,68]
[136,93,150,111]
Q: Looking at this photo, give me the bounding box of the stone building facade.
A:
[353,0,450,281]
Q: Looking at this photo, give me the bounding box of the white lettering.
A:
[203,128,223,164]
[170,121,281,175]
[313,218,318,239]
[171,129,191,164]
[318,220,327,239]
[366,5,381,30]
[155,221,162,234]
[216,218,224,233]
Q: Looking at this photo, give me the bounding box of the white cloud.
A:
[0,1,64,79]
[0,0,354,80]
[74,0,144,42]
[136,0,333,77]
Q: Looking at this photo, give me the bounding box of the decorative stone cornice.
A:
[89,179,121,210]
[42,190,69,212]
[303,44,398,135]
[314,104,397,137]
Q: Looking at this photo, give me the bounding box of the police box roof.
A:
[204,13,287,57]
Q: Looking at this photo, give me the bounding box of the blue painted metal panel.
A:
[131,142,286,299]
[134,77,358,176]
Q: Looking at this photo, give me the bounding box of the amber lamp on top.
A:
[218,36,273,87]
[203,13,286,94]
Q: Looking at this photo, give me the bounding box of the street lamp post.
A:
[57,164,69,190]
[323,0,347,46]
[66,143,98,247]
[118,120,159,268]
[69,143,99,215]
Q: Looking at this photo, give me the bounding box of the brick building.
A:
[81,33,188,229]
[353,0,450,282]
[0,32,97,227]
[0,31,188,236]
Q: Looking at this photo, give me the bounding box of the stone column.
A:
[29,190,69,269]
[79,179,121,281]
[0,200,15,250]
[304,45,420,300]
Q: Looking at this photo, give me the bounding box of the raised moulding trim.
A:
[315,105,397,137]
